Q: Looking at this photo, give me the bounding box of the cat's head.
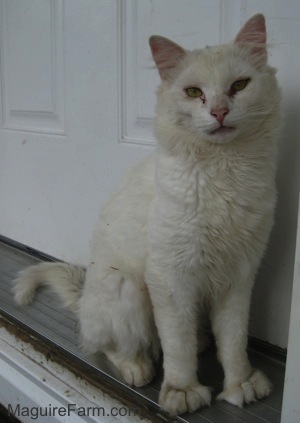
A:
[149,14,280,149]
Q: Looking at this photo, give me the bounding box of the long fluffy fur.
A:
[13,15,280,415]
[13,262,85,313]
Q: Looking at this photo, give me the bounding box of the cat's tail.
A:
[12,262,86,314]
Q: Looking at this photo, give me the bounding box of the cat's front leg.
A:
[146,267,211,415]
[211,285,272,408]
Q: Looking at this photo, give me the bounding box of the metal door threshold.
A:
[0,240,285,422]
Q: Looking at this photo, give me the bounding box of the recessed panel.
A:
[0,0,65,134]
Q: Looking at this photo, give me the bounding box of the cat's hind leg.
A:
[79,267,159,387]
[105,350,155,387]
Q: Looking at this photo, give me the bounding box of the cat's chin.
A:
[209,126,236,136]
[204,127,237,144]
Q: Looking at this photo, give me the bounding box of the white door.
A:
[1,0,300,351]
[0,0,246,265]
[0,0,153,265]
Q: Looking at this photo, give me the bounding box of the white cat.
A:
[13,14,281,415]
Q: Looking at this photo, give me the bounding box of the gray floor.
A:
[0,241,285,422]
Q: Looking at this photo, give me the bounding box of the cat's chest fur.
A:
[155,149,263,224]
[149,146,275,277]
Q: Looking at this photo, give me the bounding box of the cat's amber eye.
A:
[185,87,203,98]
[231,78,250,94]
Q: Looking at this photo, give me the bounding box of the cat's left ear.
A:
[149,36,186,80]
[234,14,267,66]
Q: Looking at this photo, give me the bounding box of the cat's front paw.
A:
[217,370,272,408]
[159,382,211,415]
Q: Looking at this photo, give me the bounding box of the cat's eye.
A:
[185,87,203,98]
[230,79,250,94]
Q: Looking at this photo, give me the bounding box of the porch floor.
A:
[0,240,285,423]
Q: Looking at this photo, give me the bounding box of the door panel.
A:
[0,0,65,133]
[0,0,151,264]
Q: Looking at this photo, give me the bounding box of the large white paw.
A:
[217,370,272,408]
[159,382,211,415]
[107,353,155,388]
[120,359,154,387]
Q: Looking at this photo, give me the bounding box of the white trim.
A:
[0,322,149,423]
[281,194,300,422]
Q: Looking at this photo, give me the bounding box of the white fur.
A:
[13,15,280,415]
[13,262,85,313]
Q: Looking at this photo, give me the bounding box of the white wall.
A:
[245,1,300,348]
[0,0,299,349]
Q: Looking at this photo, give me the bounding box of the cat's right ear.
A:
[149,36,186,80]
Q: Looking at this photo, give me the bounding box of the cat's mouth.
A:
[208,126,236,136]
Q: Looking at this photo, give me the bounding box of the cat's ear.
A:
[234,14,267,66]
[149,36,186,80]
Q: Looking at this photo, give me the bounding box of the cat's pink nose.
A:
[210,108,229,124]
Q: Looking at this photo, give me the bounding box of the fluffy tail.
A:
[12,262,86,314]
